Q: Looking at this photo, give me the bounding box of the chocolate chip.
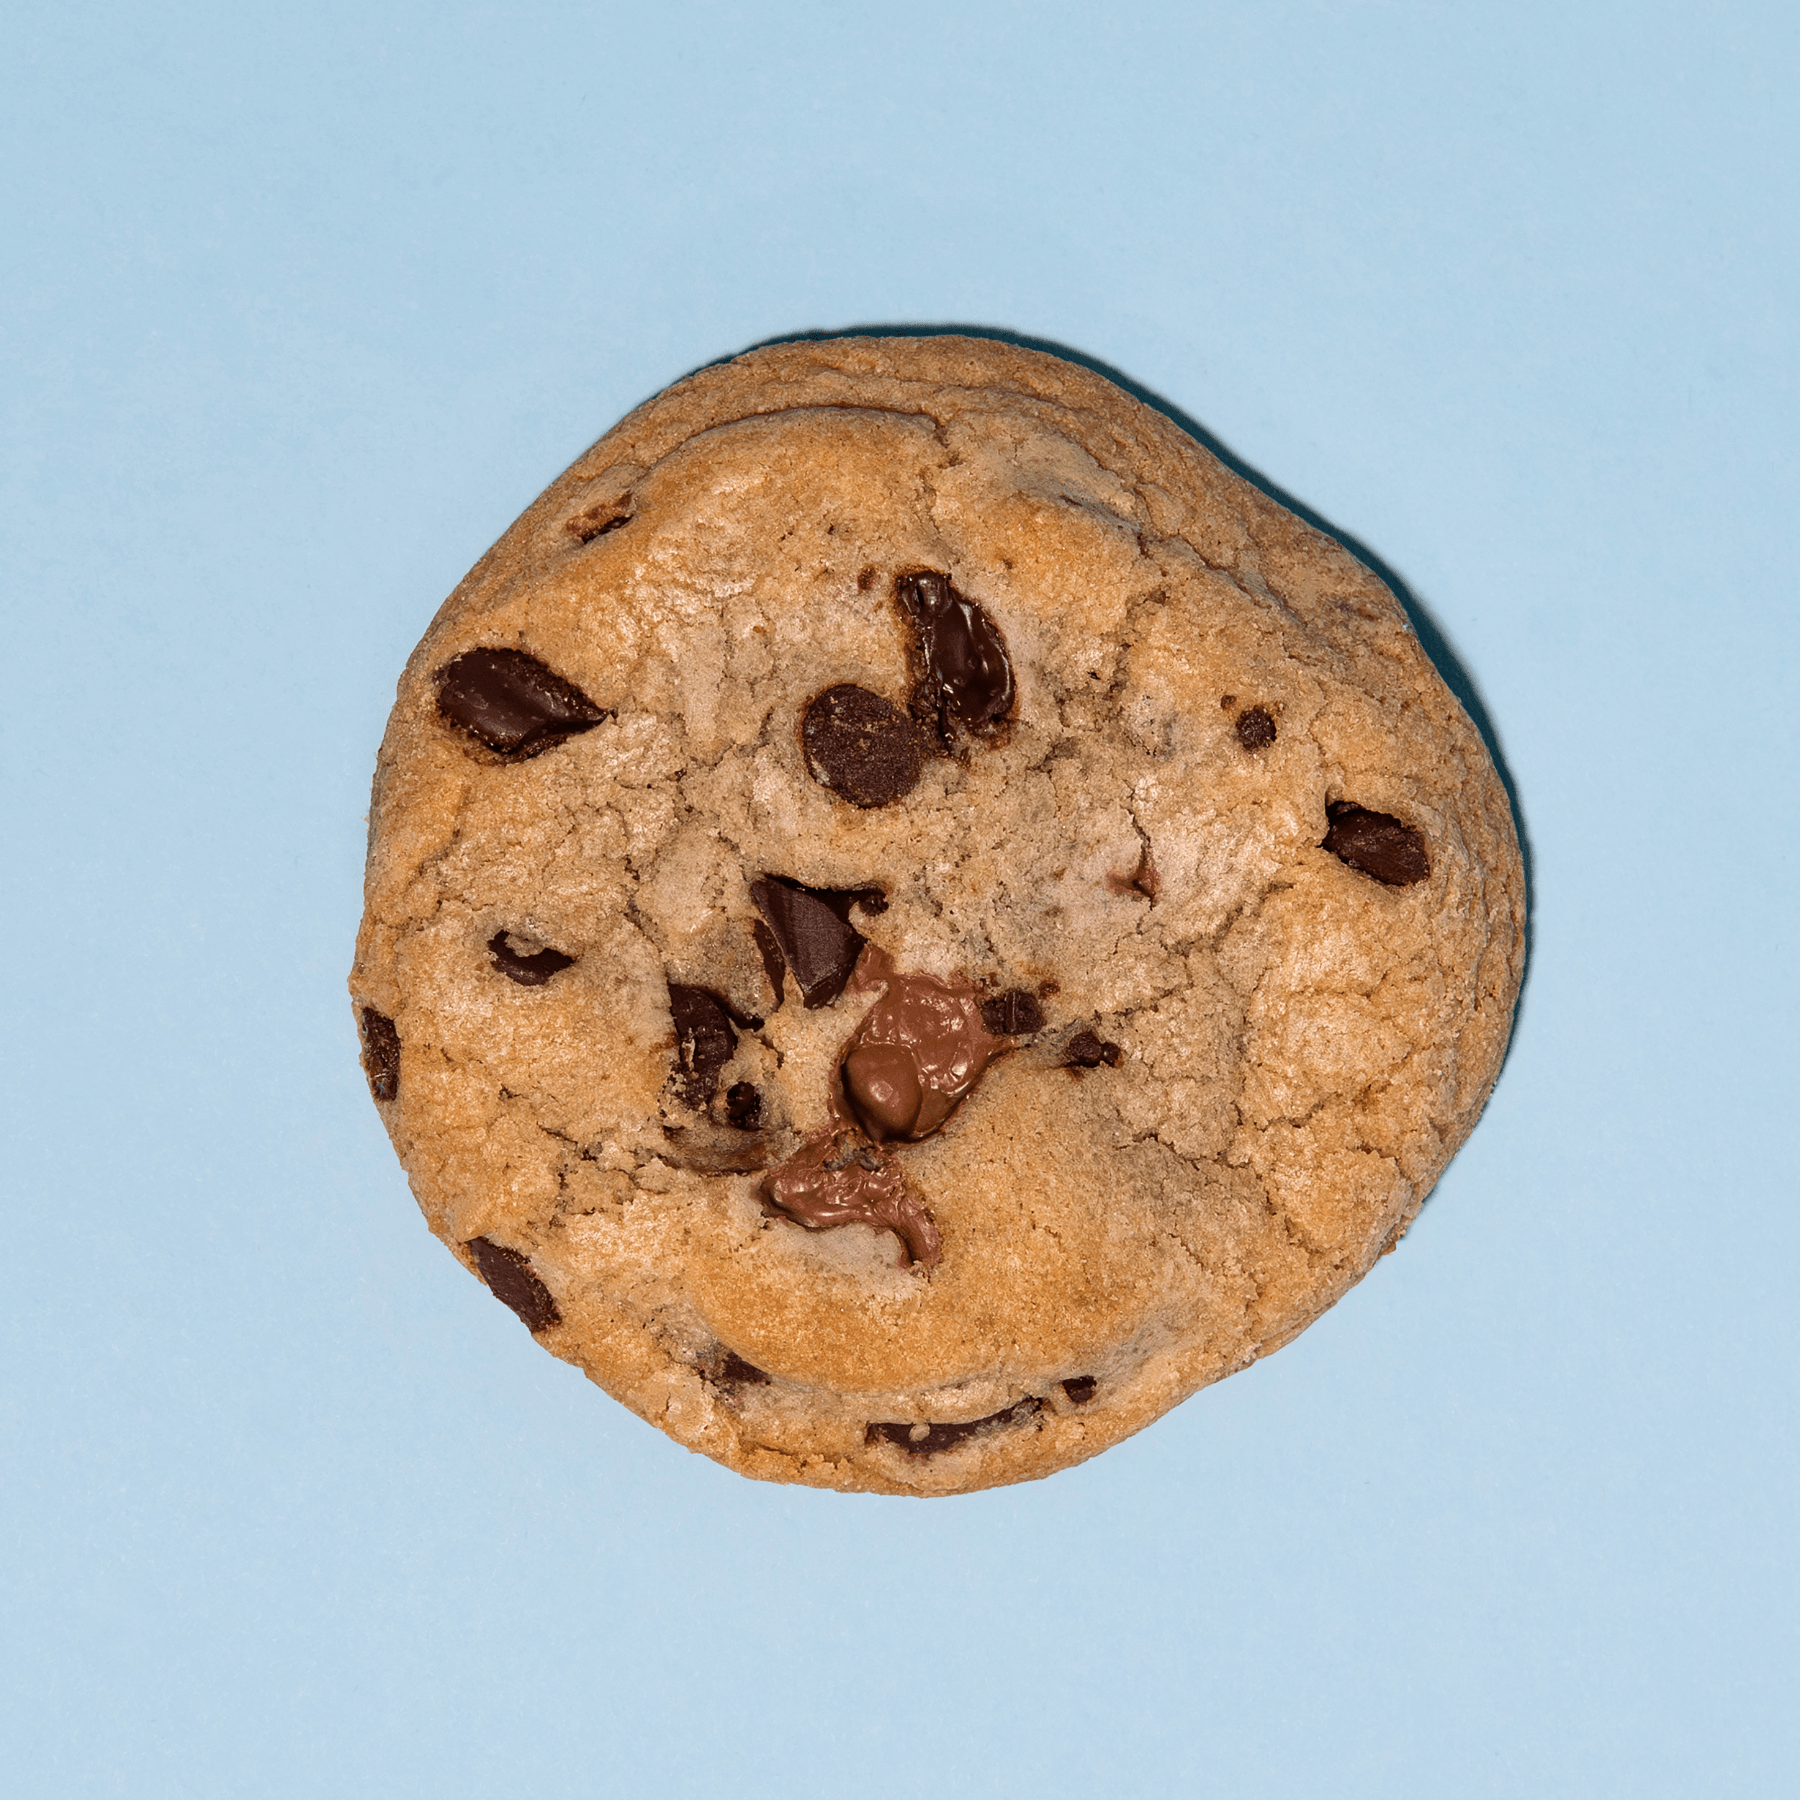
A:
[486,930,576,987]
[668,985,738,1109]
[717,1350,771,1386]
[1066,1030,1122,1069]
[725,1081,763,1130]
[1235,706,1277,751]
[1322,801,1431,886]
[749,877,869,1009]
[468,1236,560,1332]
[1061,1376,1099,1405]
[434,647,606,758]
[801,684,924,808]
[896,571,1015,739]
[359,1006,400,1102]
[980,989,1045,1036]
[865,1397,1042,1456]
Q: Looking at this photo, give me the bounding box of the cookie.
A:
[350,336,1525,1495]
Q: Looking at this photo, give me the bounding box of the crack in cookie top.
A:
[350,336,1524,1496]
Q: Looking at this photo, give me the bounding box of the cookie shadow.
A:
[702,324,1536,1072]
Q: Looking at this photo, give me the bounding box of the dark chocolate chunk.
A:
[360,1006,400,1102]
[895,571,1015,738]
[980,989,1045,1036]
[725,1081,763,1130]
[1322,801,1431,887]
[711,994,764,1032]
[434,647,606,758]
[866,1397,1042,1457]
[486,930,576,987]
[1061,1376,1099,1406]
[468,1236,561,1332]
[1235,706,1277,751]
[1066,1030,1122,1069]
[750,919,787,1009]
[668,985,738,1109]
[717,1350,771,1387]
[801,684,924,807]
[749,877,868,1008]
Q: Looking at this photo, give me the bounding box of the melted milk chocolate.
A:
[762,1132,941,1268]
[759,947,1011,1268]
[835,948,1008,1141]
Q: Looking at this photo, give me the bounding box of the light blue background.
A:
[5,4,1795,1795]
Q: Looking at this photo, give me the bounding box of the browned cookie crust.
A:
[350,337,1524,1495]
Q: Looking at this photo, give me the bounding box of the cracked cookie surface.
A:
[350,336,1524,1495]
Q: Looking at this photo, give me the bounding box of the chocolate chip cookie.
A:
[350,336,1525,1495]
